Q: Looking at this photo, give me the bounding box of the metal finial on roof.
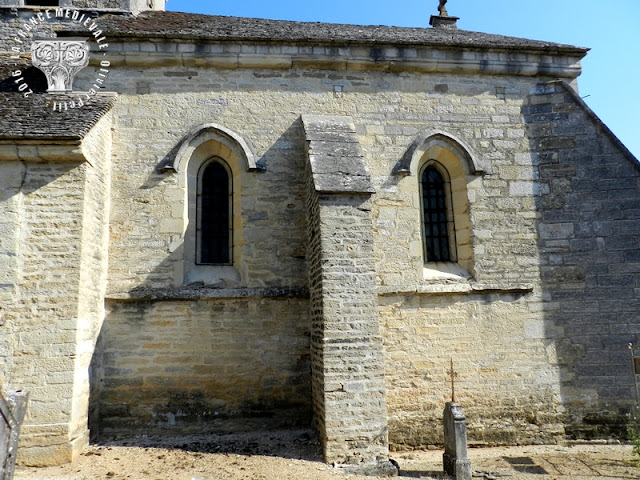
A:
[431,0,457,29]
[438,0,448,17]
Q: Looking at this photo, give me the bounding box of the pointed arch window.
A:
[196,157,232,265]
[421,162,457,263]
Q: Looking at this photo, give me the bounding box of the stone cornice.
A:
[105,286,309,301]
[97,41,584,79]
[0,143,86,162]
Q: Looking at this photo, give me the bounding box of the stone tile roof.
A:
[0,93,116,142]
[74,11,588,54]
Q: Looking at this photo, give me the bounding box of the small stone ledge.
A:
[105,285,309,302]
[0,143,85,162]
[378,282,534,297]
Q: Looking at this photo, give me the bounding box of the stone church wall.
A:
[90,296,311,438]
[357,74,564,446]
[0,113,112,465]
[96,67,317,438]
[0,161,23,387]
[93,62,572,445]
[527,82,640,439]
[1,26,637,459]
[95,58,633,444]
[381,293,563,447]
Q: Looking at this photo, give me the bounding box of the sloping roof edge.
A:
[551,80,640,171]
[0,93,117,144]
[59,11,589,57]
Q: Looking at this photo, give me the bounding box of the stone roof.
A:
[302,115,375,194]
[0,93,116,142]
[68,11,588,55]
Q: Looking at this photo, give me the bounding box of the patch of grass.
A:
[627,407,640,465]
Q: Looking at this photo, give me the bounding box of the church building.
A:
[0,0,638,473]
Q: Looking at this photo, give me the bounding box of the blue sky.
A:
[166,0,640,159]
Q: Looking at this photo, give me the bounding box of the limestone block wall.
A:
[0,114,112,466]
[105,93,309,292]
[381,292,563,447]
[0,37,627,456]
[340,72,561,446]
[0,161,24,386]
[0,10,55,53]
[10,162,90,465]
[525,81,640,438]
[97,59,623,447]
[102,65,549,295]
[306,193,390,467]
[70,114,113,453]
[90,296,311,437]
[373,79,639,446]
[302,115,391,470]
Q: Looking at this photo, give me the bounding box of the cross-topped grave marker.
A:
[447,357,459,403]
[443,359,471,480]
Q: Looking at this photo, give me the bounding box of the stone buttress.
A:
[302,115,396,475]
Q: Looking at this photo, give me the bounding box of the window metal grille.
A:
[196,159,232,265]
[421,165,454,262]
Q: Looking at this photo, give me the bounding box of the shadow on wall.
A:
[527,81,640,439]
[89,120,313,443]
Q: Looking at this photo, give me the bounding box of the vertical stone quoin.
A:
[302,115,396,475]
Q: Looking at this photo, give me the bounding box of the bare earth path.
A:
[14,430,640,480]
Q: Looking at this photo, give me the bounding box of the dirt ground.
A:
[14,430,640,480]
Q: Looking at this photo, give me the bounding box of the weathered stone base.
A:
[443,403,472,480]
[443,453,472,480]
[338,460,399,477]
[17,425,88,467]
[565,410,630,440]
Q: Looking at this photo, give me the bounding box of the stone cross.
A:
[438,0,449,17]
[447,358,458,403]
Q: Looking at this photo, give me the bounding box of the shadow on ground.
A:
[93,428,323,462]
[398,471,450,479]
